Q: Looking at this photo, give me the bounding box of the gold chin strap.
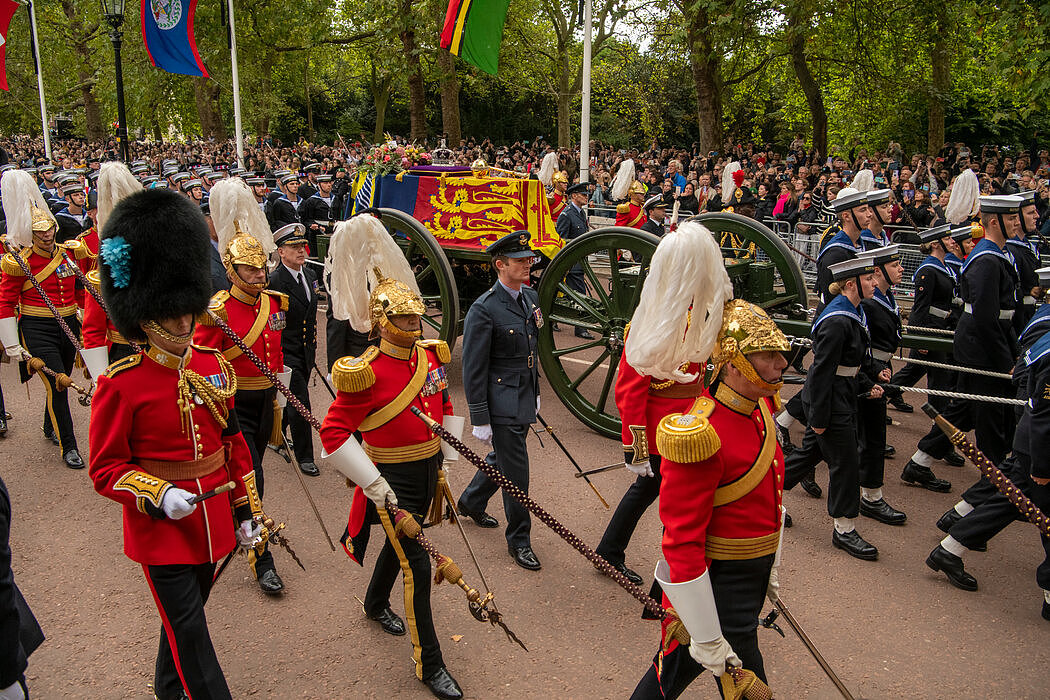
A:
[377,315,422,344]
[729,352,783,395]
[144,320,194,345]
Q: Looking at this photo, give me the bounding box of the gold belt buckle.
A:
[527,353,534,368]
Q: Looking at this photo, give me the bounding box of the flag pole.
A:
[27,0,51,161]
[226,0,244,168]
[578,0,592,184]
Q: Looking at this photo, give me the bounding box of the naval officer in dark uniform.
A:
[554,182,593,339]
[267,223,320,476]
[457,231,543,571]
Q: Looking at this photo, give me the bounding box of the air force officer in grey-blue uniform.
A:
[457,231,543,571]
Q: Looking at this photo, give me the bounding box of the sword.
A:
[574,462,627,478]
[535,413,609,509]
[766,599,856,700]
[187,480,236,505]
[312,361,337,399]
[280,426,337,551]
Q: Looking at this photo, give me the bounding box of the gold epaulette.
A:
[1,252,27,277]
[105,353,142,377]
[332,346,379,393]
[617,202,631,214]
[60,239,89,259]
[197,291,230,326]
[656,397,721,463]
[86,269,101,289]
[263,289,289,311]
[417,339,451,364]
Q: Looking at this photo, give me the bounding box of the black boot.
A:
[926,545,978,591]
[800,470,821,498]
[901,461,951,492]
[889,396,914,413]
[936,507,986,550]
[422,667,463,700]
[860,497,907,525]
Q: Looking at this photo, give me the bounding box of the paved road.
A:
[1,326,1048,699]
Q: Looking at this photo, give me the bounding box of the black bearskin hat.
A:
[99,189,213,342]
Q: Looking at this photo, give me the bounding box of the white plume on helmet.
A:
[625,221,733,382]
[1,170,54,249]
[537,151,559,188]
[851,169,874,192]
[945,169,980,225]
[721,162,741,198]
[97,161,142,233]
[325,214,421,333]
[611,158,636,201]
[209,177,275,257]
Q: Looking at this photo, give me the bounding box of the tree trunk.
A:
[194,78,227,140]
[370,63,393,143]
[305,54,314,142]
[686,22,722,153]
[437,49,461,144]
[58,0,103,140]
[787,16,827,157]
[255,57,275,138]
[928,37,949,153]
[555,41,573,147]
[400,0,426,141]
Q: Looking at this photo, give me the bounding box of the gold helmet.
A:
[211,178,275,292]
[552,171,569,185]
[710,299,791,394]
[629,180,647,196]
[369,267,425,342]
[31,205,55,232]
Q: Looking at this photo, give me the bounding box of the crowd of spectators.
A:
[2,133,1049,241]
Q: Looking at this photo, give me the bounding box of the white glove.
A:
[472,424,493,444]
[626,460,654,477]
[0,681,26,700]
[3,344,25,360]
[160,488,197,520]
[687,636,741,677]
[362,475,397,508]
[236,519,263,547]
[766,565,780,603]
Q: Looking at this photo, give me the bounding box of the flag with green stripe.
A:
[440,0,511,75]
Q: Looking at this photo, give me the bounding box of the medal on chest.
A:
[56,262,75,278]
[268,310,287,330]
[532,307,544,329]
[421,365,448,396]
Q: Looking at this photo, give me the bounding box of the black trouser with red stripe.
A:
[630,555,773,699]
[234,387,276,576]
[19,315,79,452]
[144,562,231,700]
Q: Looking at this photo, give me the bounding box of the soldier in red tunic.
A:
[615,180,648,228]
[89,188,264,700]
[627,223,791,699]
[320,214,464,700]
[548,171,569,219]
[0,170,90,467]
[193,177,288,596]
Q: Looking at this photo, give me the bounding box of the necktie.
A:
[298,272,310,300]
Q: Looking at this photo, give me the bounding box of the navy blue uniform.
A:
[555,203,588,294]
[458,281,541,548]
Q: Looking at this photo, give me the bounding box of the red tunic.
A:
[88,346,255,565]
[193,287,285,388]
[550,192,566,219]
[81,270,123,350]
[615,203,646,228]
[76,227,99,273]
[0,241,88,319]
[615,353,703,464]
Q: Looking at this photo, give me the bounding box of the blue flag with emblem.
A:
[141,0,208,77]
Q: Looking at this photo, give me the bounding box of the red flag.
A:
[0,0,19,91]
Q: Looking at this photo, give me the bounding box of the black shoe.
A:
[63,449,84,469]
[298,461,320,477]
[935,508,986,551]
[926,545,978,591]
[775,423,795,455]
[901,461,951,493]
[832,529,878,561]
[783,512,793,528]
[884,444,896,458]
[257,569,284,595]
[43,426,59,446]
[367,607,406,636]
[456,504,498,528]
[800,471,822,498]
[0,417,7,436]
[889,397,914,413]
[574,329,595,339]
[943,450,966,467]
[603,561,642,586]
[422,667,463,700]
[860,497,907,525]
[509,545,541,571]
[266,442,292,463]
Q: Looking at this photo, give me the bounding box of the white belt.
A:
[836,365,859,377]
[962,303,1014,320]
[928,307,950,319]
[1024,296,1036,305]
[871,349,892,362]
